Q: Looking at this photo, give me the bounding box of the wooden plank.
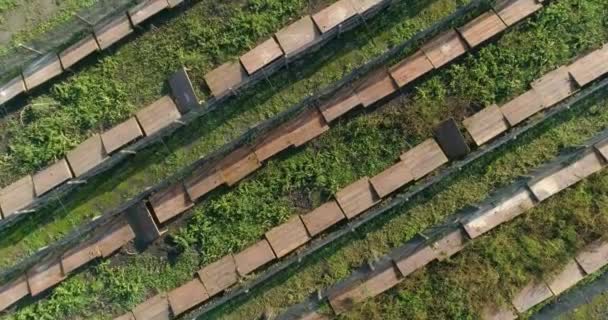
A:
[66,133,108,177]
[234,239,277,276]
[463,104,510,146]
[528,151,604,202]
[184,167,224,201]
[595,137,608,162]
[240,37,284,75]
[312,0,357,33]
[169,67,198,113]
[350,0,383,14]
[204,61,249,98]
[457,11,507,48]
[389,50,434,88]
[300,200,346,237]
[531,66,577,108]
[275,16,321,56]
[545,259,585,295]
[399,139,448,180]
[494,0,543,27]
[136,96,181,136]
[0,76,26,105]
[132,293,170,320]
[149,183,193,224]
[369,161,414,198]
[432,229,466,261]
[166,0,182,8]
[168,279,209,316]
[287,108,330,147]
[27,259,65,296]
[101,117,143,154]
[23,54,63,91]
[335,177,381,219]
[421,29,468,68]
[128,0,168,25]
[317,85,362,123]
[433,118,470,159]
[253,122,293,161]
[463,188,535,239]
[97,218,135,257]
[197,255,238,296]
[125,202,162,246]
[265,216,311,258]
[511,281,553,313]
[328,264,400,314]
[0,276,29,312]
[390,243,437,277]
[354,69,398,107]
[499,89,545,126]
[94,14,133,50]
[220,147,262,186]
[59,34,99,69]
[481,305,517,320]
[61,237,101,274]
[0,175,35,218]
[568,45,608,87]
[298,311,330,320]
[114,312,135,320]
[575,239,608,274]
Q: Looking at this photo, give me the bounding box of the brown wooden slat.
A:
[94,14,133,50]
[354,69,398,107]
[234,239,277,276]
[184,168,224,201]
[219,147,262,186]
[530,66,577,108]
[499,89,545,126]
[136,96,181,136]
[399,139,448,180]
[0,175,35,218]
[432,229,466,261]
[286,108,330,147]
[388,50,433,87]
[33,159,73,196]
[240,38,284,75]
[390,243,437,277]
[101,117,143,154]
[27,259,65,296]
[462,104,509,146]
[59,34,99,69]
[545,259,585,295]
[23,54,63,91]
[204,61,249,97]
[0,276,29,312]
[335,177,381,219]
[312,0,357,33]
[149,183,193,224]
[197,255,238,296]
[493,0,543,26]
[132,293,170,320]
[511,281,553,313]
[0,76,26,105]
[128,0,168,25]
[369,160,414,198]
[97,218,135,257]
[168,279,209,317]
[61,237,101,274]
[275,16,321,56]
[265,216,311,258]
[65,133,108,177]
[317,85,362,123]
[457,11,507,48]
[421,29,468,68]
[568,45,608,87]
[575,239,608,274]
[300,200,346,237]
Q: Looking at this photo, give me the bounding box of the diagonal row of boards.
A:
[1,0,599,315]
[0,0,393,221]
[279,134,608,320]
[102,23,608,320]
[0,0,389,107]
[0,0,185,105]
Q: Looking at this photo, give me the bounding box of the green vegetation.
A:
[3,0,608,318]
[340,169,608,319]
[0,0,464,267]
[559,290,608,320]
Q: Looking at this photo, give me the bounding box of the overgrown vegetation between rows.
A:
[3,0,608,318]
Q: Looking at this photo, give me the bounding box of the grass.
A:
[0,0,326,180]
[2,0,608,318]
[339,168,608,320]
[0,0,464,268]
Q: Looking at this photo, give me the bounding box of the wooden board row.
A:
[203,0,389,98]
[0,0,184,106]
[314,137,608,318]
[0,94,186,220]
[0,0,588,314]
[0,217,136,312]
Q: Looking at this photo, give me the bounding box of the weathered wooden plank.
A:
[66,133,108,177]
[457,11,507,48]
[400,139,448,180]
[59,34,99,69]
[128,0,168,26]
[286,108,330,147]
[136,96,181,136]
[275,16,321,56]
[204,61,249,98]
[0,76,26,105]
[240,37,284,75]
[23,54,63,91]
[354,69,398,107]
[389,50,434,87]
[312,0,357,33]
[300,200,346,237]
[575,239,608,274]
[432,229,466,261]
[511,281,553,313]
[494,0,543,26]
[369,161,414,198]
[317,85,362,123]
[234,239,277,276]
[266,216,311,258]
[168,279,209,316]
[97,218,135,257]
[499,89,545,126]
[149,183,193,224]
[132,293,170,320]
[184,168,224,201]
[463,104,510,146]
[335,177,381,219]
[568,45,608,87]
[219,147,262,186]
[421,29,468,68]
[197,255,238,296]
[545,259,585,295]
[27,259,65,296]
[101,117,143,154]
[0,175,35,218]
[390,242,437,277]
[0,276,29,312]
[530,66,577,108]
[94,14,133,50]
[61,237,101,274]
